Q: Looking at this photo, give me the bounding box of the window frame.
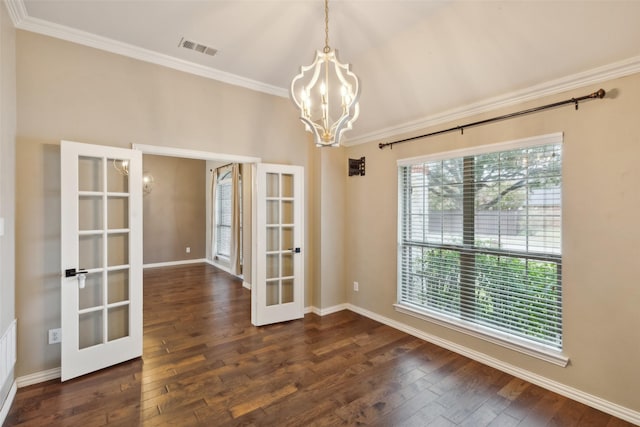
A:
[214,168,242,262]
[395,132,568,367]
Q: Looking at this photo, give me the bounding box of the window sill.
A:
[394,303,569,367]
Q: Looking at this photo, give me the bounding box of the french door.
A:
[252,163,304,326]
[60,140,143,381]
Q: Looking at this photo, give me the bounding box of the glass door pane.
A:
[77,155,132,349]
[263,171,296,308]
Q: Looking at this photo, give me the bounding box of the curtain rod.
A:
[378,88,606,150]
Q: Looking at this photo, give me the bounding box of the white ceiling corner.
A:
[4,0,27,26]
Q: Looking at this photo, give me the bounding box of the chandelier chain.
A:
[324,0,330,53]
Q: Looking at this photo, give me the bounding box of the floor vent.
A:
[179,37,218,57]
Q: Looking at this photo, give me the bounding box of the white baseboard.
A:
[318,303,349,316]
[304,303,348,316]
[16,367,60,388]
[242,281,251,290]
[143,258,208,269]
[205,258,222,268]
[344,303,640,426]
[205,259,244,280]
[0,381,16,426]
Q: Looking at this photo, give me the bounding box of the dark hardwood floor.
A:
[6,264,634,426]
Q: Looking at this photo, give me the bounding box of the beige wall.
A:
[316,148,347,309]
[345,74,640,412]
[143,155,206,264]
[15,30,315,377]
[0,2,16,406]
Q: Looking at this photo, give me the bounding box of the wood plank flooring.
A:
[6,264,634,426]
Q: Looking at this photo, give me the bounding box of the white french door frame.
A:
[251,163,305,326]
[60,140,143,381]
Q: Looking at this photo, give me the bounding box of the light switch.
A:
[0,217,4,236]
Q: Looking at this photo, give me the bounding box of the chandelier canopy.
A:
[290,0,360,147]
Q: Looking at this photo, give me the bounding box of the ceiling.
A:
[9,0,640,145]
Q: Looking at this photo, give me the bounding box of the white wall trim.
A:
[344,55,640,147]
[132,144,262,164]
[396,132,563,167]
[16,367,60,388]
[242,281,251,290]
[3,0,26,27]
[305,303,348,317]
[394,303,568,368]
[205,258,245,281]
[0,381,17,425]
[5,0,287,98]
[345,303,640,425]
[143,258,207,269]
[206,258,229,272]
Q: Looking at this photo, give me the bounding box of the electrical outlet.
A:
[186,247,191,253]
[48,328,62,344]
[353,281,359,292]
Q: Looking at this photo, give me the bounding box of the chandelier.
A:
[290,0,360,147]
[113,159,129,176]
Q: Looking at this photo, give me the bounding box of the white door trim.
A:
[132,143,262,164]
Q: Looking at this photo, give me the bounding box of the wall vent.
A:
[179,37,217,57]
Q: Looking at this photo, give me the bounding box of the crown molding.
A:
[7,0,640,141]
[344,54,640,147]
[4,0,27,26]
[6,0,288,98]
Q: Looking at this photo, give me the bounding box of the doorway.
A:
[134,144,260,280]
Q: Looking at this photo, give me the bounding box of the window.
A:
[215,169,242,260]
[215,170,232,258]
[398,134,563,359]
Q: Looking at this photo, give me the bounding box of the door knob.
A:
[65,268,88,289]
[65,268,88,277]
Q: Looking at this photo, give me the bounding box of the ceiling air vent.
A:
[179,37,218,57]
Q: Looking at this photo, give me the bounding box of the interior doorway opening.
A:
[133,144,260,285]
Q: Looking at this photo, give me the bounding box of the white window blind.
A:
[398,136,562,349]
[215,171,232,258]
